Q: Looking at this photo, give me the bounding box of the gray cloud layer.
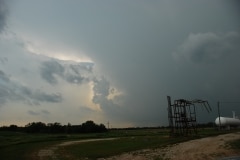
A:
[40,60,64,84]
[173,32,240,63]
[28,109,50,116]
[40,59,123,118]
[0,0,7,32]
[0,69,62,106]
[170,31,240,118]
[1,0,240,126]
[40,60,93,85]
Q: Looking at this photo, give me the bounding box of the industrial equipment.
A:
[215,111,240,130]
[167,96,211,136]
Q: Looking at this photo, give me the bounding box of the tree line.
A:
[0,120,107,133]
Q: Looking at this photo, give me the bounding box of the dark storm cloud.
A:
[0,69,9,82]
[28,110,39,115]
[0,87,8,105]
[93,77,110,99]
[2,0,240,126]
[0,70,17,105]
[28,109,50,116]
[0,69,62,106]
[92,77,111,109]
[0,0,7,33]
[91,77,127,122]
[17,85,62,104]
[173,32,240,63]
[91,77,142,125]
[32,91,62,103]
[92,77,114,112]
[40,60,65,84]
[70,62,94,73]
[0,57,8,64]
[170,31,240,121]
[19,85,32,96]
[65,74,84,84]
[40,60,92,85]
[41,109,50,115]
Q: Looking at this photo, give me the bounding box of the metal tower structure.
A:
[167,96,211,136]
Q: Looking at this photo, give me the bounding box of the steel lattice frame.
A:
[167,96,211,136]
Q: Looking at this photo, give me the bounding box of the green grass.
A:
[57,136,180,160]
[0,132,60,160]
[0,128,239,160]
[227,138,240,150]
[0,131,113,160]
[229,139,240,150]
[55,129,195,160]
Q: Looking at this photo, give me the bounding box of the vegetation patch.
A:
[0,128,239,160]
[227,138,240,150]
[57,137,159,159]
[55,135,189,160]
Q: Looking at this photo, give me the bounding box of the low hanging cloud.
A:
[31,90,62,103]
[28,109,50,116]
[173,31,240,63]
[92,77,125,120]
[0,57,8,64]
[0,70,10,104]
[0,0,8,33]
[0,30,122,121]
[28,110,40,116]
[0,69,62,106]
[0,69,9,82]
[40,60,65,84]
[70,62,94,73]
[92,77,110,100]
[40,60,92,85]
[39,58,125,118]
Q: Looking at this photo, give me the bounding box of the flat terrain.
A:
[104,132,240,160]
[162,132,240,160]
[34,132,240,160]
[1,129,240,160]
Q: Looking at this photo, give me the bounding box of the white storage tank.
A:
[215,117,240,127]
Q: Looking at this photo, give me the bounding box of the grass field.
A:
[0,128,239,160]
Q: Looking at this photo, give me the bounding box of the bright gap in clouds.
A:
[49,54,92,63]
[22,37,126,125]
[63,81,102,112]
[23,37,93,63]
[2,31,94,63]
[27,47,93,63]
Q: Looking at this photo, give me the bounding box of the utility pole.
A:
[217,101,221,130]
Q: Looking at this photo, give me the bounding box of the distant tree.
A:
[25,122,46,133]
[0,120,107,134]
[98,123,107,132]
[81,120,107,133]
[81,120,96,133]
[64,123,72,133]
[9,125,18,132]
[47,122,64,133]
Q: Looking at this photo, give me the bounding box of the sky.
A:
[0,0,240,128]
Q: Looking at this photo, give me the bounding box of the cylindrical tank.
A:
[215,117,240,127]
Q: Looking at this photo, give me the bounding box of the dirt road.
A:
[105,132,240,160]
[36,138,117,160]
[161,132,240,160]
